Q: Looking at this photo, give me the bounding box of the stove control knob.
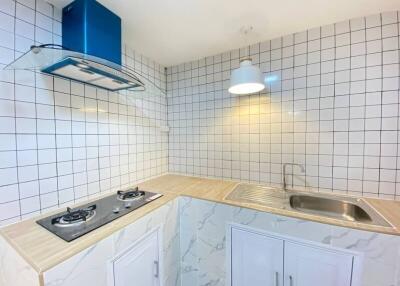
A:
[112,207,120,213]
[125,202,132,209]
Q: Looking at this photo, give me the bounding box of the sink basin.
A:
[289,195,372,223]
[225,183,390,227]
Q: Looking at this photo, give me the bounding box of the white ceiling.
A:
[49,0,400,66]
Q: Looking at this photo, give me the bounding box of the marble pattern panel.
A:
[179,197,400,286]
[0,236,40,286]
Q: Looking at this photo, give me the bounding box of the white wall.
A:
[0,0,168,225]
[167,11,400,199]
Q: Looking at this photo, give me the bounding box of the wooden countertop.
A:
[1,174,400,274]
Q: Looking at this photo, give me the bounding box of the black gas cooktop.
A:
[36,187,162,242]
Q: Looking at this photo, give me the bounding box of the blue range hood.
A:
[5,0,145,92]
[62,0,122,65]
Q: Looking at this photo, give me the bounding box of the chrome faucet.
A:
[282,163,305,191]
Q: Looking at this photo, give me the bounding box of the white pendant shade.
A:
[228,59,265,95]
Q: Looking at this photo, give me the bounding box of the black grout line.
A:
[12,0,22,220]
[33,5,42,213]
[377,14,383,197]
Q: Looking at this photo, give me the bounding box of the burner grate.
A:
[52,205,96,227]
[117,187,145,201]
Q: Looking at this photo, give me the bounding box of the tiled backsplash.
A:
[167,11,400,199]
[0,1,399,226]
[0,0,168,224]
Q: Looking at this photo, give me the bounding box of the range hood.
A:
[5,0,146,92]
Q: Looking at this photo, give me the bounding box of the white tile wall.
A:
[167,11,400,199]
[0,0,168,224]
[1,3,398,225]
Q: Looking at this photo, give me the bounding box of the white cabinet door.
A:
[113,231,160,286]
[284,242,353,286]
[231,228,284,286]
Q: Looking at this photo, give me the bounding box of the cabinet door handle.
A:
[289,275,293,286]
[275,271,279,286]
[154,261,159,278]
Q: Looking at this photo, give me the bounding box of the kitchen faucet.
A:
[282,163,305,191]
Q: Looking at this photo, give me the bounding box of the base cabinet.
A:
[112,230,160,286]
[232,228,284,285]
[284,241,353,286]
[231,227,356,286]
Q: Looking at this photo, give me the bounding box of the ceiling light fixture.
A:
[228,58,265,95]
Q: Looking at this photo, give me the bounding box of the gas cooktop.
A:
[36,187,163,242]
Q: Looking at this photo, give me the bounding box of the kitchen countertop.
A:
[1,174,400,274]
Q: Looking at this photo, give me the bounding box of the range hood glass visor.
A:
[5,46,146,92]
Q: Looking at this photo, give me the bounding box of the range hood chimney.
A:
[63,0,122,65]
[5,0,146,92]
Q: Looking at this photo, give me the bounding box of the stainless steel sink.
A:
[225,183,390,227]
[289,195,373,223]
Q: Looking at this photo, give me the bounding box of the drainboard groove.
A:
[226,185,287,206]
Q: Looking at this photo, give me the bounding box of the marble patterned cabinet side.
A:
[42,199,180,286]
[179,197,400,286]
[0,236,40,286]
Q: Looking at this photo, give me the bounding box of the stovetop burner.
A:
[36,187,163,242]
[52,205,96,227]
[117,187,145,201]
